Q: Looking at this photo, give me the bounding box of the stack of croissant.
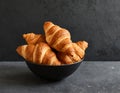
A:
[16,21,88,66]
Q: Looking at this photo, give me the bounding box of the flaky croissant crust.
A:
[16,42,61,66]
[16,21,88,65]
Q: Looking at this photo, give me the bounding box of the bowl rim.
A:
[25,58,84,67]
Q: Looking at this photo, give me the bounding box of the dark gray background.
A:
[0,0,120,61]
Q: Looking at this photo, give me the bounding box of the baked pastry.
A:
[43,21,74,54]
[16,42,61,66]
[57,41,88,64]
[22,32,88,64]
[23,33,46,44]
[43,21,88,63]
[16,21,88,65]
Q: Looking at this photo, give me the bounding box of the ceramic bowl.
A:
[25,59,83,81]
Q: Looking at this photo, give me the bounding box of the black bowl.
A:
[25,60,83,81]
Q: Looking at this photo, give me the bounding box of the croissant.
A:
[23,33,46,44]
[43,21,88,62]
[57,41,88,64]
[43,21,75,54]
[16,42,61,66]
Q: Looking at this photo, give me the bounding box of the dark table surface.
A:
[0,61,120,93]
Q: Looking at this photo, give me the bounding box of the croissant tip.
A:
[84,41,88,46]
[44,21,54,26]
[23,33,35,38]
[23,34,27,38]
[16,46,21,55]
[82,40,88,44]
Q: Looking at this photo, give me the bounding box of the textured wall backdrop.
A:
[0,0,120,61]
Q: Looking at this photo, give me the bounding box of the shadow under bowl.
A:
[25,59,83,81]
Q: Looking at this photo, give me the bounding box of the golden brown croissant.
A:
[43,21,88,63]
[23,33,46,44]
[43,21,75,54]
[57,41,88,64]
[16,42,61,66]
